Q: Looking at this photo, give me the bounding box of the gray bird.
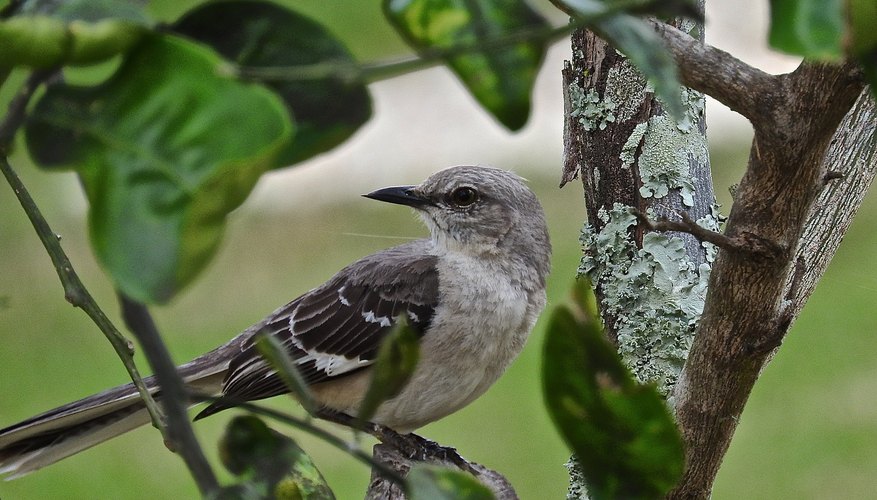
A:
[0,165,551,478]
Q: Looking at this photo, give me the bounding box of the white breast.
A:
[370,252,546,432]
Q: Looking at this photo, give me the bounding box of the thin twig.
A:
[118,295,220,496]
[631,208,783,258]
[231,23,574,84]
[0,73,164,430]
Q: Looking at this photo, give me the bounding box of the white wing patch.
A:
[337,286,351,306]
[362,310,392,327]
[285,292,377,377]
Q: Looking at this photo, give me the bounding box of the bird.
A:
[0,165,551,478]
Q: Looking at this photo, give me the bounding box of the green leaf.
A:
[768,0,844,59]
[219,415,335,500]
[407,465,494,500]
[24,33,294,303]
[173,0,372,167]
[255,334,319,416]
[560,1,684,118]
[542,279,684,500]
[383,0,550,130]
[357,316,420,424]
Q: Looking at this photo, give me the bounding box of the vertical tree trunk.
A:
[562,10,711,499]
[564,12,711,399]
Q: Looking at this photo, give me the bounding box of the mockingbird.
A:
[0,165,551,478]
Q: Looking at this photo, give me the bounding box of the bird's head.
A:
[364,166,550,263]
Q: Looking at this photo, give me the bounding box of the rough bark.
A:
[566,15,714,396]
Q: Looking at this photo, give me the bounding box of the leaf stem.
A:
[0,74,165,436]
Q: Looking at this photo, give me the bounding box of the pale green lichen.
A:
[604,59,647,122]
[620,122,648,168]
[697,203,725,263]
[569,83,617,131]
[636,111,707,206]
[579,204,710,394]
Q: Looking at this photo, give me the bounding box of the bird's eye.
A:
[448,186,479,207]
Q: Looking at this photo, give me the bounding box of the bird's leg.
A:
[313,409,476,473]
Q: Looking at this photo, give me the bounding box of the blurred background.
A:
[1,1,875,498]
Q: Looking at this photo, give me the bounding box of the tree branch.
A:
[118,295,219,496]
[668,65,866,498]
[649,20,780,124]
[317,410,517,498]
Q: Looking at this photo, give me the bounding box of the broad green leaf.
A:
[219,415,335,500]
[173,0,372,167]
[560,0,684,118]
[407,465,494,500]
[0,16,145,68]
[768,0,844,59]
[384,0,550,130]
[357,316,420,424]
[256,334,319,416]
[25,33,294,303]
[542,279,684,500]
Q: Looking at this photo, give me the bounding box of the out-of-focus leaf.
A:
[849,0,877,99]
[384,0,550,131]
[768,0,844,59]
[0,16,146,68]
[24,33,294,303]
[357,316,420,424]
[220,415,335,500]
[256,333,318,416]
[542,279,684,500]
[407,465,494,500]
[173,0,372,167]
[560,0,684,118]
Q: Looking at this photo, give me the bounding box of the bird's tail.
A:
[0,379,160,479]
[0,336,243,479]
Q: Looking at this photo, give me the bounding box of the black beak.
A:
[363,185,432,207]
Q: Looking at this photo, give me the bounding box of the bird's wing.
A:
[195,241,439,418]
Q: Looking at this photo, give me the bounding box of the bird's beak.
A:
[363,186,433,207]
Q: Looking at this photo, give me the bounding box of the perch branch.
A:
[317,410,517,499]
